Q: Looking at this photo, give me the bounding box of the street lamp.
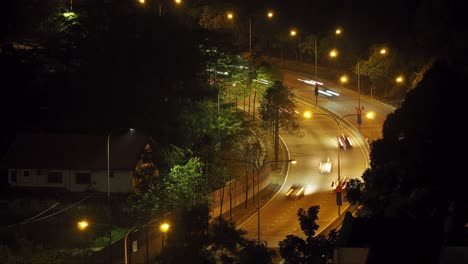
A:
[358,47,388,104]
[329,49,338,58]
[223,158,296,244]
[396,75,404,83]
[303,110,372,215]
[77,220,89,231]
[227,11,274,56]
[160,222,170,250]
[107,128,135,263]
[248,11,274,56]
[335,27,343,35]
[138,0,181,16]
[123,220,170,264]
[339,75,349,84]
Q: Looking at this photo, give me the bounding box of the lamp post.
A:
[160,222,170,250]
[137,0,182,16]
[304,111,372,215]
[106,132,112,264]
[314,28,342,105]
[227,11,274,57]
[124,225,139,264]
[314,37,318,105]
[107,128,135,264]
[123,220,170,264]
[224,158,296,244]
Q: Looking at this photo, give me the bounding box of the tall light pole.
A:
[160,222,170,250]
[224,158,296,244]
[124,225,140,264]
[107,128,135,264]
[228,11,274,57]
[106,132,112,264]
[304,111,371,215]
[137,0,182,16]
[314,28,342,106]
[249,18,253,56]
[314,37,318,105]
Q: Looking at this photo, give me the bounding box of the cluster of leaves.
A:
[278,206,337,264]
[259,81,300,161]
[159,205,276,264]
[343,59,468,262]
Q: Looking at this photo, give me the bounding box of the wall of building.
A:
[7,168,132,193]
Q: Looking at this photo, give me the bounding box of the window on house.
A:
[24,170,29,177]
[75,173,91,184]
[11,170,17,182]
[47,172,63,184]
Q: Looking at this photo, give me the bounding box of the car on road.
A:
[286,184,305,199]
[337,133,353,150]
[319,157,333,173]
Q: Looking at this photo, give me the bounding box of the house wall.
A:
[7,168,132,193]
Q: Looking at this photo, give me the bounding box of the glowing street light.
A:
[290,29,297,37]
[139,0,182,16]
[340,75,349,84]
[335,28,343,35]
[329,49,338,58]
[226,11,274,57]
[396,75,404,83]
[302,110,374,214]
[160,222,170,250]
[77,220,89,231]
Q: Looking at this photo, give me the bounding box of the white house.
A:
[0,132,149,193]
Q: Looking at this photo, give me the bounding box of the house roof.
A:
[0,132,148,170]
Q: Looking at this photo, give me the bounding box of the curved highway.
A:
[237,68,396,248]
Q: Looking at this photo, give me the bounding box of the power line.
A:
[8,194,94,228]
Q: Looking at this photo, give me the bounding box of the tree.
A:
[165,157,208,208]
[278,206,333,264]
[345,178,363,205]
[356,59,467,262]
[238,241,277,264]
[259,81,300,162]
[251,63,283,121]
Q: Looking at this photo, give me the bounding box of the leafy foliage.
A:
[165,157,208,207]
[345,178,364,205]
[159,209,275,264]
[297,206,320,238]
[358,59,467,247]
[259,81,300,132]
[278,206,334,264]
[259,80,300,160]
